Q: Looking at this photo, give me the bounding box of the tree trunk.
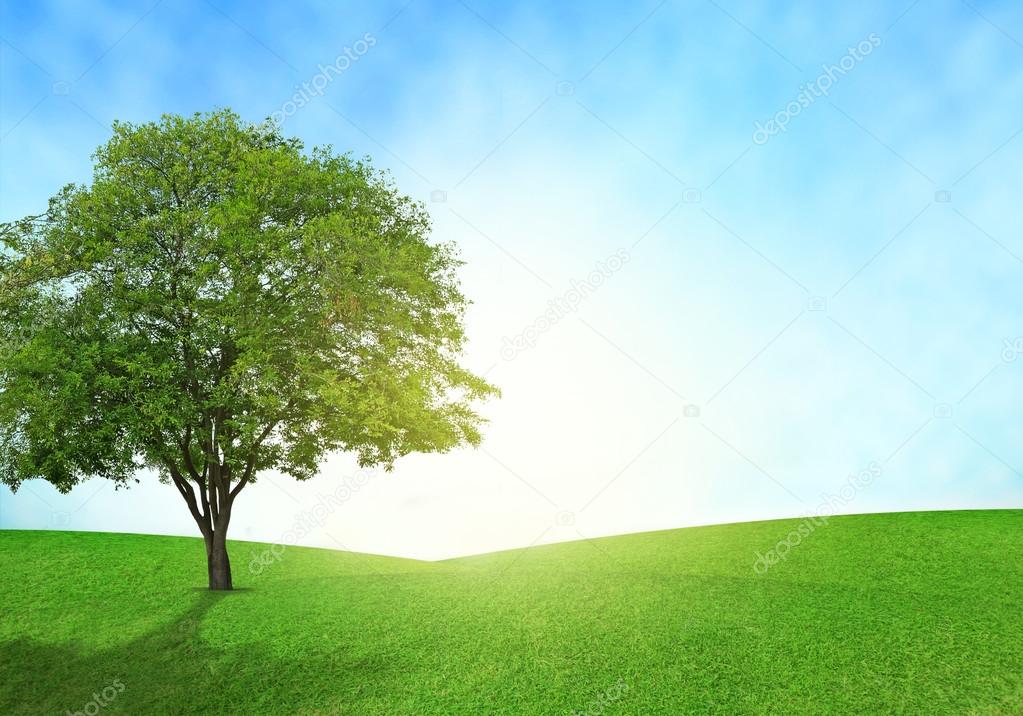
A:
[205,533,233,591]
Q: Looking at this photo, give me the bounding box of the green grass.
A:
[2,510,1021,714]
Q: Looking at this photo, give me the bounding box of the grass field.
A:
[1,510,1021,714]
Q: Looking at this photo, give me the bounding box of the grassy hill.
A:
[1,510,1021,714]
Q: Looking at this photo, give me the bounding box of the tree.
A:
[0,110,496,590]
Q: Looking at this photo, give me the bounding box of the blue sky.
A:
[2,0,1022,559]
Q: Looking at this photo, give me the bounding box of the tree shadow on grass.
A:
[0,590,399,715]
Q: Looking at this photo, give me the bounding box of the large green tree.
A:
[0,110,496,589]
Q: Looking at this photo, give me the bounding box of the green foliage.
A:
[1,511,1021,714]
[0,109,495,501]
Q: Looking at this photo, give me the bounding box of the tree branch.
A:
[180,425,203,482]
[229,399,294,500]
[166,461,211,538]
